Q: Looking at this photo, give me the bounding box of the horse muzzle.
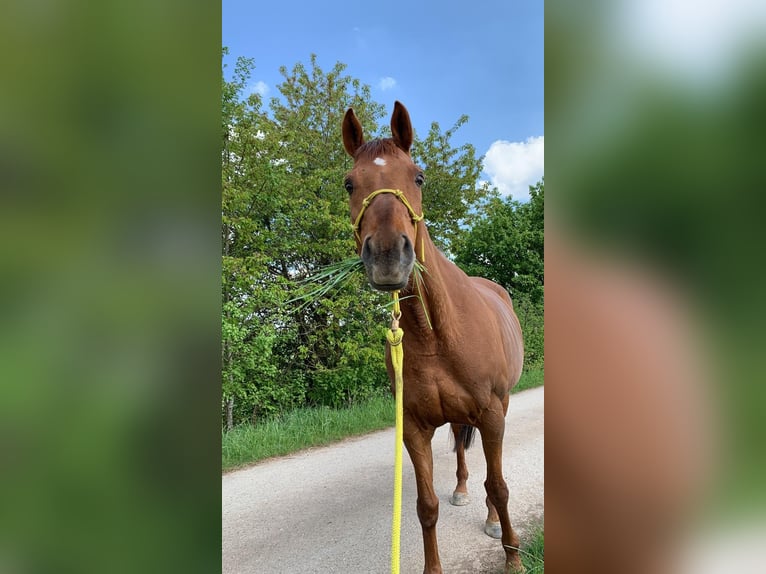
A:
[361,234,415,291]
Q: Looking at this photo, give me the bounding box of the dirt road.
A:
[222,386,543,574]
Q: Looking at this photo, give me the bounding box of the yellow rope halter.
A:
[352,188,426,263]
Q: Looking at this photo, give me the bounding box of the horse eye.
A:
[344,180,354,193]
[415,173,425,187]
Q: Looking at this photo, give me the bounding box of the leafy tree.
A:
[454,179,544,367]
[222,53,391,427]
[455,180,543,301]
[222,49,287,428]
[411,117,490,254]
[265,56,391,412]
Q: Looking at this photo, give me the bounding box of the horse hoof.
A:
[449,492,470,506]
[505,560,526,574]
[484,520,502,539]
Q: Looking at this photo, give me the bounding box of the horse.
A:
[341,101,525,574]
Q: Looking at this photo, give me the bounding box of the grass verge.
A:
[520,526,544,573]
[222,367,543,472]
[513,367,544,393]
[222,393,394,472]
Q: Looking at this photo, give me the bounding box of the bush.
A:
[308,342,389,408]
[514,293,544,369]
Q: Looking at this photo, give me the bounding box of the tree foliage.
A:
[221,52,390,429]
[222,50,540,428]
[454,180,545,367]
[411,117,491,254]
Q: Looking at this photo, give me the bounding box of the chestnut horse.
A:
[342,102,525,574]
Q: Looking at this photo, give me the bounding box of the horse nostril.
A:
[362,236,372,259]
[401,234,412,252]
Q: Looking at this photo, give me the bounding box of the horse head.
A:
[342,101,425,291]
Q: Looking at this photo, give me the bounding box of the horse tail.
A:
[453,424,477,452]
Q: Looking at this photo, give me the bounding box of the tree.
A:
[221,53,391,427]
[411,117,490,254]
[265,56,391,410]
[222,49,286,428]
[455,180,543,301]
[454,179,544,367]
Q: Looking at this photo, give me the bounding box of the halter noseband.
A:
[352,188,425,262]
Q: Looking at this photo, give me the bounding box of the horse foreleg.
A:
[479,410,524,574]
[484,495,502,538]
[449,423,470,506]
[403,422,442,574]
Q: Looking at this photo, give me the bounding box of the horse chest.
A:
[398,352,496,426]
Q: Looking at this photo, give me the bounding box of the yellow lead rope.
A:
[386,290,404,574]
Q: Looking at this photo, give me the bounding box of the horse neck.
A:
[400,223,458,337]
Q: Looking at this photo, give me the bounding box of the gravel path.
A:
[222,386,543,574]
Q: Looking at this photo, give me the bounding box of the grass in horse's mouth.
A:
[288,257,431,329]
[287,257,364,311]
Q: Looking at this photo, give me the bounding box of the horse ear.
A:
[342,108,365,156]
[391,101,413,153]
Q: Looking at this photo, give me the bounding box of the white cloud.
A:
[482,136,544,201]
[378,76,397,91]
[249,81,269,97]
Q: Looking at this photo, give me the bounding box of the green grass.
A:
[519,526,544,573]
[222,393,395,472]
[512,367,544,393]
[222,367,543,472]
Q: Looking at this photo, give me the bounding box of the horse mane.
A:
[354,138,402,161]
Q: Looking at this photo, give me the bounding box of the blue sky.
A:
[223,0,543,200]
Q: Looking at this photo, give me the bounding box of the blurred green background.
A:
[0,1,220,572]
[546,2,766,571]
[546,0,766,552]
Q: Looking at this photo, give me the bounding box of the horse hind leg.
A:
[449,423,471,506]
[450,421,503,538]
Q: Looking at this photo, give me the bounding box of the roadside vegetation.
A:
[520,526,545,573]
[222,367,543,472]
[513,367,544,393]
[222,391,393,471]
